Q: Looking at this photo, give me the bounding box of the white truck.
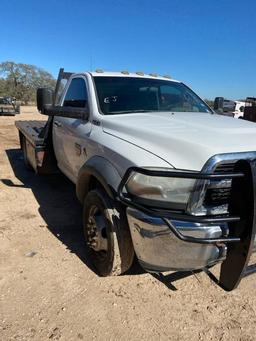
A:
[16,68,256,291]
[233,101,246,119]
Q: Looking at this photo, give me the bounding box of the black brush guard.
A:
[117,163,256,291]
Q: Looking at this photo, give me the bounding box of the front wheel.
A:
[83,188,134,276]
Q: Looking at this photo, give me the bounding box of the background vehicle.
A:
[0,96,20,115]
[214,97,246,118]
[243,97,256,122]
[16,68,256,291]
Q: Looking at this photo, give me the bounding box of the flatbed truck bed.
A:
[0,108,16,116]
[15,120,46,146]
[15,119,57,174]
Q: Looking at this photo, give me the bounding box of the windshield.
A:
[93,76,212,115]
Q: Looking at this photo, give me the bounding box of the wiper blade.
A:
[108,109,155,114]
[129,110,155,113]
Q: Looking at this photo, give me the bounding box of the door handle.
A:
[54,121,62,128]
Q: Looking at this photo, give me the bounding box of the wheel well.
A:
[76,158,121,203]
[76,173,115,204]
[88,175,102,191]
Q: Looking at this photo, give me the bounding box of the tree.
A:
[0,61,56,104]
[204,99,214,108]
[0,78,6,95]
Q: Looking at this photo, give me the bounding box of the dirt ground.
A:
[0,107,256,341]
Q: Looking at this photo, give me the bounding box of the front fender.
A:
[76,156,122,203]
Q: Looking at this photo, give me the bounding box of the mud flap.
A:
[208,160,256,291]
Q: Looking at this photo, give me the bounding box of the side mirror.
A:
[37,88,54,113]
[37,87,89,120]
[214,97,224,111]
[43,105,89,120]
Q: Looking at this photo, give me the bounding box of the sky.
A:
[0,0,256,99]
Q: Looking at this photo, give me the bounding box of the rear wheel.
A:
[83,188,134,276]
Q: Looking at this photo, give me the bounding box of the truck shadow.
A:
[5,148,95,272]
[3,148,199,290]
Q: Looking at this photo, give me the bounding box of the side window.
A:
[63,78,88,108]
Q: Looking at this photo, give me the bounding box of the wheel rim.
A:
[86,205,108,256]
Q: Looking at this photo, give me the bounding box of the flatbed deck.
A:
[15,120,47,146]
[16,119,57,174]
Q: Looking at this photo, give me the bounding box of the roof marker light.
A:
[135,71,144,76]
[95,69,104,73]
[121,70,129,75]
[163,75,172,79]
[149,73,158,77]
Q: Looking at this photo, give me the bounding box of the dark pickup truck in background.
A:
[0,96,20,116]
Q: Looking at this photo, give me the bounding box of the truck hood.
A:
[102,112,256,171]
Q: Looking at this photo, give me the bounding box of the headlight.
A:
[125,170,233,215]
[126,171,195,209]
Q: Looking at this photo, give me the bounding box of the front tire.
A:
[83,188,134,276]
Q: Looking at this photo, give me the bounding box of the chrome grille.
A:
[205,187,231,205]
[204,162,236,207]
[214,162,236,174]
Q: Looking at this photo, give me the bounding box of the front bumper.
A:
[127,207,227,272]
[127,208,256,272]
[119,159,256,291]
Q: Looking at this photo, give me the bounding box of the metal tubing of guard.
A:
[162,218,240,244]
[117,167,243,245]
[119,191,240,223]
[243,264,256,277]
[217,159,256,291]
[120,166,244,181]
[118,193,240,244]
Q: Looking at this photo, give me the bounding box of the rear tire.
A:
[83,188,134,276]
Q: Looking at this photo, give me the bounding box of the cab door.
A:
[52,76,92,182]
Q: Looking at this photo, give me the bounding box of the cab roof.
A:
[88,71,180,83]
